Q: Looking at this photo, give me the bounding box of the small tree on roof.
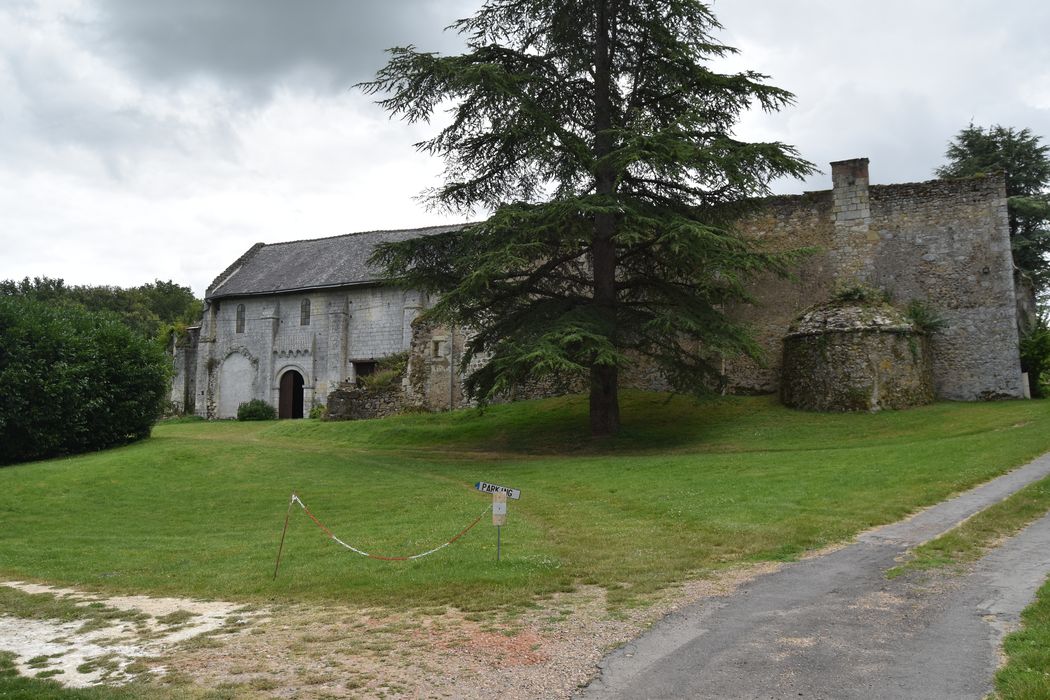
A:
[361,0,813,436]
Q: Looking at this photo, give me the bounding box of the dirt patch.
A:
[0,580,265,687]
[0,563,778,698]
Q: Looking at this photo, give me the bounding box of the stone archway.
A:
[278,369,305,419]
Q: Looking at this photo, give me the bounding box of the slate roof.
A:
[206,224,464,300]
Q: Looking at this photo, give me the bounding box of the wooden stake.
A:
[273,493,295,580]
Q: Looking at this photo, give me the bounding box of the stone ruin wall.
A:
[726,160,1023,401]
[168,326,200,414]
[406,160,1023,409]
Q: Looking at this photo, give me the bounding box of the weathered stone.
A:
[728,160,1023,402]
[781,301,934,412]
[325,382,406,421]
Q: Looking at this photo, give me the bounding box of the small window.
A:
[354,361,377,377]
[236,304,245,334]
[432,340,445,358]
[300,299,311,326]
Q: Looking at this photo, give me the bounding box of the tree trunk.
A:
[589,0,620,437]
[589,363,620,436]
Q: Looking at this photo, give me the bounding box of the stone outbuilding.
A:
[780,298,935,412]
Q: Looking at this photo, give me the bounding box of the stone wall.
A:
[168,326,199,414]
[405,319,475,411]
[406,159,1025,406]
[780,301,934,412]
[325,382,405,420]
[727,160,1023,400]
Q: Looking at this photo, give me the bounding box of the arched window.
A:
[300,299,311,326]
[236,304,245,333]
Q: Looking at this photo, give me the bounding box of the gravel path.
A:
[579,452,1050,699]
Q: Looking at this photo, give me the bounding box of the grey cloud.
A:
[712,0,1050,192]
[86,0,477,98]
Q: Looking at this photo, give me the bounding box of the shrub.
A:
[831,285,890,305]
[358,352,409,390]
[237,399,276,421]
[308,404,326,420]
[904,300,949,335]
[1020,319,1050,398]
[0,297,168,465]
[360,368,402,390]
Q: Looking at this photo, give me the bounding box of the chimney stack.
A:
[830,157,872,228]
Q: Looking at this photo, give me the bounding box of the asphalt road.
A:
[579,453,1050,700]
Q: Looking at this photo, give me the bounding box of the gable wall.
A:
[193,286,426,418]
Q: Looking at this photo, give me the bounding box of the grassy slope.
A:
[1,393,1049,611]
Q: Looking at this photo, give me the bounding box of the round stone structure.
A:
[780,300,934,412]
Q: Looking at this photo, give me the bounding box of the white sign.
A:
[475,481,521,500]
[492,492,507,526]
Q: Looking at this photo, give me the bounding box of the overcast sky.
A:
[2,0,1049,296]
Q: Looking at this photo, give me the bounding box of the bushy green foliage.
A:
[1020,318,1050,398]
[359,352,409,390]
[236,399,276,421]
[360,369,401,390]
[831,285,890,305]
[308,404,326,420]
[376,351,409,376]
[0,296,168,465]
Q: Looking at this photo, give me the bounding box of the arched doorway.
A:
[278,370,304,419]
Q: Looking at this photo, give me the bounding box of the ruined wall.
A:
[405,319,474,411]
[326,382,405,420]
[727,160,1023,401]
[168,326,199,414]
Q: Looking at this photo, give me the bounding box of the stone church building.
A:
[170,159,1026,419]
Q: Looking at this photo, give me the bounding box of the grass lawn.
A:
[1,392,1050,611]
[888,475,1050,578]
[996,575,1050,700]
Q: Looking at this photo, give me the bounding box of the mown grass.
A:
[996,575,1050,699]
[887,476,1050,578]
[1,392,1049,612]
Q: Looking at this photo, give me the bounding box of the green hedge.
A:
[0,297,168,465]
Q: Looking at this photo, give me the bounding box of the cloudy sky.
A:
[3,0,1049,296]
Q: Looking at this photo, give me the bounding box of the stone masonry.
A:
[180,161,1025,419]
[727,159,1023,401]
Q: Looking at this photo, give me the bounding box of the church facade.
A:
[172,226,456,419]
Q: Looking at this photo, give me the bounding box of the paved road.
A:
[579,453,1050,700]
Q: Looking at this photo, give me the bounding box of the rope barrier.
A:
[289,493,491,562]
